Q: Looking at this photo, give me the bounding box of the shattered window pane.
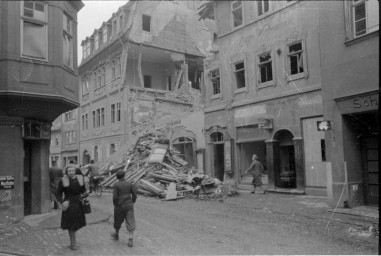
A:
[288,42,304,75]
[259,52,272,83]
[234,62,245,89]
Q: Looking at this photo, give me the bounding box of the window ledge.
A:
[257,81,274,89]
[345,30,379,46]
[211,93,221,100]
[286,73,306,83]
[234,87,246,94]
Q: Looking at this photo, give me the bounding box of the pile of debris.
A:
[102,131,238,200]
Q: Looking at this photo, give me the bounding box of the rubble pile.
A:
[102,131,238,200]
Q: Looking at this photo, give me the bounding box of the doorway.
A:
[214,144,224,181]
[274,130,296,189]
[362,136,378,205]
[23,141,32,216]
[237,141,266,184]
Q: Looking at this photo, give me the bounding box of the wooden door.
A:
[362,137,378,205]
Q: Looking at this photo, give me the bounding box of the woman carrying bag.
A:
[57,164,89,250]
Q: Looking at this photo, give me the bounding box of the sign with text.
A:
[0,176,15,189]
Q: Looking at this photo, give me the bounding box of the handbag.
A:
[61,201,69,211]
[82,198,91,214]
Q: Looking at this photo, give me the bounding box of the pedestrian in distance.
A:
[49,166,63,209]
[85,159,100,193]
[245,154,267,194]
[57,164,89,250]
[111,170,138,247]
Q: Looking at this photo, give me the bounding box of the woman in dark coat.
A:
[57,164,88,250]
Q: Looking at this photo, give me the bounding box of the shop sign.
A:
[317,121,331,131]
[0,190,11,210]
[0,176,15,189]
[258,118,273,129]
[353,95,378,109]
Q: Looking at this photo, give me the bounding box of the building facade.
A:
[319,0,379,207]
[78,1,213,169]
[0,1,83,220]
[201,1,325,194]
[200,0,379,206]
[49,109,80,168]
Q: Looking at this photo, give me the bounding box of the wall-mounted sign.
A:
[0,176,14,189]
[0,190,11,210]
[317,121,331,131]
[258,118,273,129]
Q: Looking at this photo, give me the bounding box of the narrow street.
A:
[64,193,377,255]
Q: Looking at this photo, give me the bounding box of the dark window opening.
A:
[211,132,224,142]
[289,42,304,75]
[142,14,151,32]
[321,139,326,162]
[211,69,220,95]
[144,75,152,88]
[234,62,245,89]
[259,52,272,83]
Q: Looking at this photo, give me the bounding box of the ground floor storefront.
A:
[204,91,327,195]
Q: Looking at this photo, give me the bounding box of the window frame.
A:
[21,1,48,61]
[256,50,276,89]
[142,14,151,32]
[63,12,74,69]
[285,40,308,82]
[231,1,243,29]
[257,0,270,17]
[233,60,246,93]
[210,68,221,98]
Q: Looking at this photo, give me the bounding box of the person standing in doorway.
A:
[57,164,88,250]
[111,170,138,247]
[245,154,266,194]
[85,159,100,193]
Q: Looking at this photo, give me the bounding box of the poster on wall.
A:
[0,176,14,189]
[0,190,11,210]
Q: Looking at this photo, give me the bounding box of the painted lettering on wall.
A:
[353,95,378,109]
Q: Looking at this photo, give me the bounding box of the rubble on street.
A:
[101,130,238,200]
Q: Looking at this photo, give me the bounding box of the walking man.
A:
[245,154,266,194]
[85,159,100,193]
[111,170,138,247]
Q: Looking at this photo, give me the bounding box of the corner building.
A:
[0,1,83,220]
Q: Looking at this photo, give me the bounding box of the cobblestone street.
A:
[0,192,378,255]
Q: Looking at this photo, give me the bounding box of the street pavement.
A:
[0,192,378,256]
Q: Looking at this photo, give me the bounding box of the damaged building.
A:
[78,1,214,170]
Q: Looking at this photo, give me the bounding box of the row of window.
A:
[230,0,379,39]
[82,13,152,59]
[211,41,306,96]
[82,57,121,96]
[82,102,121,131]
[65,131,76,145]
[22,1,74,68]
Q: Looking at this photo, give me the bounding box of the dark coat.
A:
[57,176,86,231]
[113,180,137,207]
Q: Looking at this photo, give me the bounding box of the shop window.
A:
[258,51,273,86]
[352,0,379,37]
[231,1,243,28]
[210,132,224,142]
[257,0,270,16]
[234,61,246,89]
[142,14,151,32]
[22,1,48,60]
[144,75,152,88]
[211,69,221,95]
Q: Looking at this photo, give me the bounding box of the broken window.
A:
[211,69,220,95]
[144,75,152,88]
[63,13,73,68]
[22,1,47,60]
[232,1,243,28]
[258,0,270,16]
[234,61,246,89]
[258,52,273,83]
[142,14,151,32]
[173,137,194,164]
[352,0,379,37]
[288,42,304,75]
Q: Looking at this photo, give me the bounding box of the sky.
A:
[77,0,129,62]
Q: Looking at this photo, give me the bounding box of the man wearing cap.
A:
[111,170,138,247]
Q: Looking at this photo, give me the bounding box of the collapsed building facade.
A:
[199,0,379,207]
[78,1,214,170]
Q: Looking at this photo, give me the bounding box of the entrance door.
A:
[23,141,32,215]
[279,145,296,188]
[214,144,224,181]
[362,136,378,205]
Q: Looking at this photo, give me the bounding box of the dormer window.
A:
[94,33,98,50]
[142,14,151,32]
[102,27,108,43]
